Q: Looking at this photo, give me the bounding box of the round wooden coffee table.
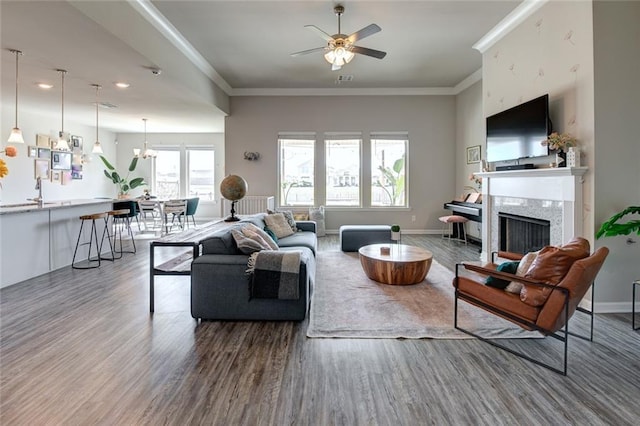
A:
[358,243,433,285]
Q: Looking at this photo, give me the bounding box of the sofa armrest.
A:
[295,220,316,233]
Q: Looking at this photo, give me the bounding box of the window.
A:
[371,136,407,207]
[187,149,215,201]
[325,137,361,206]
[153,147,216,200]
[154,149,180,199]
[278,136,315,206]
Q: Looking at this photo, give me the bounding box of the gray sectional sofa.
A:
[191,213,317,321]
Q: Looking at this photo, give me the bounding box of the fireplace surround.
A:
[476,167,588,261]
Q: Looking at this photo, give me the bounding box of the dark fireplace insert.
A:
[498,212,550,254]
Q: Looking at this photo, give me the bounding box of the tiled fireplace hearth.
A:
[476,167,588,261]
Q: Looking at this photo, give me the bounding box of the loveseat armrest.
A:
[295,220,316,233]
[491,251,525,263]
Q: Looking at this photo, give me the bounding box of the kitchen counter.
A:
[0,199,118,287]
[0,198,116,215]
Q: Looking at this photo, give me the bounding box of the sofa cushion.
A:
[264,213,295,238]
[263,226,278,243]
[521,237,590,306]
[201,224,243,255]
[278,231,317,255]
[231,227,275,255]
[485,261,519,289]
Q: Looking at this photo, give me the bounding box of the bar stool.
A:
[101,208,136,260]
[439,215,469,244]
[72,212,111,269]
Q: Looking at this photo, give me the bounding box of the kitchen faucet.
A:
[30,176,43,206]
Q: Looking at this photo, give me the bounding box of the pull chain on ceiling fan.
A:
[291,5,387,71]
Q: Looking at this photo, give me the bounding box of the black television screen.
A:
[486,94,550,162]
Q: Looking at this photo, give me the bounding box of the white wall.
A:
[114,132,225,220]
[1,104,117,204]
[592,1,640,310]
[455,81,484,239]
[225,95,457,232]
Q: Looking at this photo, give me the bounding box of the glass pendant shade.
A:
[138,118,157,159]
[91,84,103,154]
[8,50,24,143]
[324,46,354,69]
[133,148,141,157]
[55,69,70,151]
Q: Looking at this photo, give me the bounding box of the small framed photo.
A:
[28,146,38,157]
[51,150,72,170]
[71,164,83,180]
[466,145,481,164]
[37,147,51,159]
[36,134,50,147]
[34,158,50,179]
[50,170,62,183]
[61,171,72,185]
[71,135,83,151]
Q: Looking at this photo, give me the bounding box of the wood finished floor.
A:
[1,234,639,425]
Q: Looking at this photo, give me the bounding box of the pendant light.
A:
[91,84,103,154]
[135,118,156,159]
[54,69,70,151]
[7,49,25,143]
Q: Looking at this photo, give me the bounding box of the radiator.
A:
[223,196,275,215]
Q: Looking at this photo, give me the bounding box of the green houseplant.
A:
[375,156,405,206]
[391,224,401,242]
[596,206,640,239]
[99,155,146,197]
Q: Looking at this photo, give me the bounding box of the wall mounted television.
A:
[486,94,551,163]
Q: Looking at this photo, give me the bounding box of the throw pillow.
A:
[231,228,275,255]
[267,209,297,232]
[263,226,278,244]
[293,212,309,221]
[308,206,326,237]
[264,213,295,239]
[504,250,539,294]
[520,237,590,306]
[242,223,279,250]
[485,261,519,289]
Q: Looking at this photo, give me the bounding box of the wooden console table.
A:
[149,220,232,312]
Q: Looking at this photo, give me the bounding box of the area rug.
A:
[306,251,541,339]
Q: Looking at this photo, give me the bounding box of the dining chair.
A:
[185,197,200,228]
[137,199,163,232]
[163,199,188,234]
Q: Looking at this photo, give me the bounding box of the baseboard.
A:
[593,302,633,314]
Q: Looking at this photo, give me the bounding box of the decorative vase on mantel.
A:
[555,151,567,168]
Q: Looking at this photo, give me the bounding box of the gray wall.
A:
[592,1,640,309]
[225,95,456,232]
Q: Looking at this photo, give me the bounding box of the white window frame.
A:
[151,145,217,201]
[324,133,363,208]
[370,133,409,208]
[277,133,316,207]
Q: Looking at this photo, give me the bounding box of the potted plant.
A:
[99,155,146,198]
[391,224,401,243]
[596,206,640,239]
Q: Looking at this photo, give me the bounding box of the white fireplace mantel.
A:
[477,167,588,261]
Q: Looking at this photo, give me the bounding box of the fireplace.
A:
[476,167,587,262]
[499,212,550,254]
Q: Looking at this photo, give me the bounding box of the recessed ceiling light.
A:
[115,82,130,88]
[37,83,54,89]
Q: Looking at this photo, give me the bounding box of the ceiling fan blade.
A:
[290,46,326,57]
[305,25,334,42]
[351,45,387,59]
[347,23,381,44]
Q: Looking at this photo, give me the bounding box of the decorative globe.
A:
[220,174,248,201]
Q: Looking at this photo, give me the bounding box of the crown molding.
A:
[452,69,482,95]
[473,0,549,53]
[230,87,456,97]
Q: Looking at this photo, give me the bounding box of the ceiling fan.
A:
[291,4,387,71]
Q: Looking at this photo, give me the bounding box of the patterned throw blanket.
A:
[247,251,301,299]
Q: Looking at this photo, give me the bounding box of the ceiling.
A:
[1,1,521,134]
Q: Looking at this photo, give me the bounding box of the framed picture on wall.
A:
[51,170,62,183]
[466,145,481,164]
[34,159,50,179]
[28,146,38,157]
[51,150,72,170]
[36,134,50,148]
[37,147,50,159]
